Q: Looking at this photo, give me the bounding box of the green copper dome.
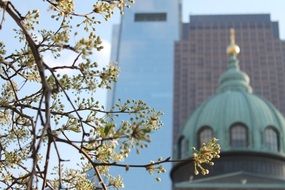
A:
[217,56,252,93]
[179,55,285,158]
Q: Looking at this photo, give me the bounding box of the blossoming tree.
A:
[0,0,220,189]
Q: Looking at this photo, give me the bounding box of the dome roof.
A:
[217,57,252,93]
[181,55,285,157]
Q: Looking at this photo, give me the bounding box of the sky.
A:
[1,0,285,189]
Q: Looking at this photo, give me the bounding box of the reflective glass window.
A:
[230,124,248,148]
[134,13,167,22]
[264,127,279,151]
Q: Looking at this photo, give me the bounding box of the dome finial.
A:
[226,28,240,56]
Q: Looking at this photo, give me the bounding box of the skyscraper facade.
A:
[173,14,285,148]
[108,1,181,190]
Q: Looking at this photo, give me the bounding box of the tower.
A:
[171,29,285,190]
[107,1,181,189]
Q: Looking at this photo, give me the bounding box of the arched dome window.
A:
[230,123,248,148]
[178,136,188,159]
[198,126,214,147]
[264,127,279,152]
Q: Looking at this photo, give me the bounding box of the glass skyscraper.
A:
[107,1,181,190]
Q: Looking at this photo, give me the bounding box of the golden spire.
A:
[226,28,240,56]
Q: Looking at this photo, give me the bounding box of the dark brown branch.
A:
[41,137,52,190]
[72,52,82,66]
[13,102,138,115]
[55,136,108,190]
[52,138,67,189]
[0,2,6,30]
[54,136,188,182]
[0,2,53,188]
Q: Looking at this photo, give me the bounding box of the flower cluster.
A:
[0,0,219,189]
[193,138,221,175]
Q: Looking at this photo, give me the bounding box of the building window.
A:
[178,136,188,159]
[264,127,279,151]
[230,123,248,148]
[198,126,213,147]
[134,13,167,22]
